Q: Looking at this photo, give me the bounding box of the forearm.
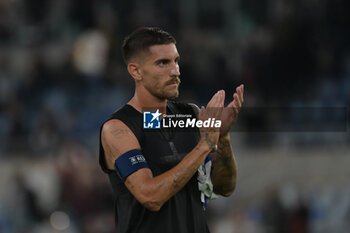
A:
[211,133,237,196]
[127,140,211,211]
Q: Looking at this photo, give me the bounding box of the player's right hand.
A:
[198,90,224,149]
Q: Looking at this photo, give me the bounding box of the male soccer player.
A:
[99,27,244,233]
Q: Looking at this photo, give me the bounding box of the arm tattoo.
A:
[215,140,234,173]
[172,166,187,191]
[202,132,217,149]
[102,132,120,155]
[211,138,237,195]
[101,128,132,168]
[111,129,131,138]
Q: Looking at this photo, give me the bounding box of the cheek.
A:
[142,67,169,90]
[145,71,165,86]
[143,74,164,92]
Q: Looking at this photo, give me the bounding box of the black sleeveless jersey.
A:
[99,101,210,233]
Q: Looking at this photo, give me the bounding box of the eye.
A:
[157,59,169,67]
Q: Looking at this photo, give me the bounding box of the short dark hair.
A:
[122,27,176,64]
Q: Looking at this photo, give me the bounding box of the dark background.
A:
[0,0,349,232]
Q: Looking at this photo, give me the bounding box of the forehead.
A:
[146,43,179,61]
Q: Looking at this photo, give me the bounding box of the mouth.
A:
[166,78,181,87]
[167,83,178,87]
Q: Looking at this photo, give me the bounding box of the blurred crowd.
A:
[0,0,349,155]
[0,0,349,232]
[2,147,350,233]
[208,184,350,233]
[0,141,114,233]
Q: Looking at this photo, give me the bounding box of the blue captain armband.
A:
[114,149,149,180]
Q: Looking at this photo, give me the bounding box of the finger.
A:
[204,94,216,119]
[232,101,239,115]
[212,90,224,118]
[236,85,244,104]
[217,90,225,115]
[220,90,225,107]
[198,106,206,121]
[206,97,215,117]
[206,91,220,108]
[207,91,223,117]
[213,90,223,107]
[233,93,242,109]
[232,94,240,114]
[237,84,244,104]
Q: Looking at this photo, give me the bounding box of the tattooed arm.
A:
[101,92,224,212]
[210,85,243,196]
[210,134,237,196]
[102,119,213,211]
[190,85,243,197]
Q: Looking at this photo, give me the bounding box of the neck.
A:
[128,85,167,114]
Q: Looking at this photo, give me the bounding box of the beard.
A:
[153,85,180,99]
[147,77,181,100]
[165,89,179,99]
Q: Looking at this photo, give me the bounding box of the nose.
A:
[170,63,180,76]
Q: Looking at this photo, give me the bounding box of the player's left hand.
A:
[219,84,244,137]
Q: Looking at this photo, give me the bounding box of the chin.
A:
[167,94,179,100]
[153,89,179,100]
[167,90,179,99]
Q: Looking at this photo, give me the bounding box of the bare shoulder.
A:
[101,119,141,169]
[102,119,135,139]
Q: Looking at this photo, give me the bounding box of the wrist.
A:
[198,138,215,153]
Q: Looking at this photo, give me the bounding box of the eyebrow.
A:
[155,58,170,64]
[154,55,180,64]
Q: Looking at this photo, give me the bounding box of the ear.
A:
[127,62,142,81]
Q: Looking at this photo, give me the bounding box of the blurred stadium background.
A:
[0,0,349,232]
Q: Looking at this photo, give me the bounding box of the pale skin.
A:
[101,43,244,211]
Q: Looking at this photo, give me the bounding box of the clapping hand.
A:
[219,84,244,137]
